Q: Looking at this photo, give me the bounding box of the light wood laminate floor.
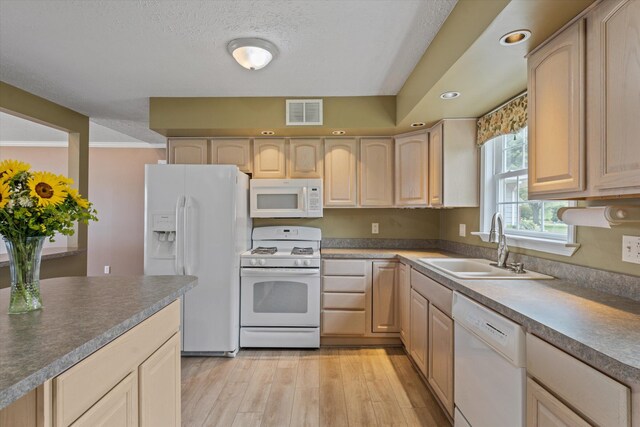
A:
[182,347,450,426]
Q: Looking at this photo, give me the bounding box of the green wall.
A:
[0,81,90,286]
[440,207,640,276]
[150,96,397,137]
[254,208,440,239]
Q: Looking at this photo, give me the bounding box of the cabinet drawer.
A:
[54,301,180,426]
[526,334,630,427]
[323,276,367,293]
[322,310,366,335]
[411,270,453,316]
[323,259,368,276]
[323,293,366,310]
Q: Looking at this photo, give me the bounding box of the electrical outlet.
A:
[372,223,379,234]
[104,265,111,274]
[459,224,466,237]
[622,236,640,265]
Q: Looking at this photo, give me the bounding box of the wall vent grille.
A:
[286,99,323,126]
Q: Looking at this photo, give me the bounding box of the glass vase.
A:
[4,236,45,314]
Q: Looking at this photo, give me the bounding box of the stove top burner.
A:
[251,246,278,255]
[292,247,314,255]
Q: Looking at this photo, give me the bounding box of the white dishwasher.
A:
[452,292,526,427]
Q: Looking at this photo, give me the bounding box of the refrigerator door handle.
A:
[184,195,193,275]
[175,195,186,275]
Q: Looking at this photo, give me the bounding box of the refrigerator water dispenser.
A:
[150,213,176,258]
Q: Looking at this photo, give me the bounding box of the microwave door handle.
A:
[301,187,307,212]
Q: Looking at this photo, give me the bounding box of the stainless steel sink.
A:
[418,258,553,280]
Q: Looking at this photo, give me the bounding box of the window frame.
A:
[476,130,580,257]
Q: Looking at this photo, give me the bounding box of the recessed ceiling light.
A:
[410,122,426,127]
[227,38,278,70]
[261,130,275,135]
[332,130,346,135]
[499,30,532,46]
[440,91,461,100]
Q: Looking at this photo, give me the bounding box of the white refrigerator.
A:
[144,164,251,355]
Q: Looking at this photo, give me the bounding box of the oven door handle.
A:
[242,268,320,277]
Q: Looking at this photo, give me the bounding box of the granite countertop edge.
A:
[321,248,640,386]
[0,278,197,410]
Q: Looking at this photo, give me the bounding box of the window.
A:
[479,127,579,256]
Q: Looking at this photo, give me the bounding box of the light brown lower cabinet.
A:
[526,378,590,427]
[71,371,139,427]
[372,261,400,333]
[409,289,428,377]
[398,263,411,348]
[138,333,181,427]
[427,304,454,417]
[0,301,181,427]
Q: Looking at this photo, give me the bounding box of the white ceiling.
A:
[0,112,150,145]
[0,0,456,143]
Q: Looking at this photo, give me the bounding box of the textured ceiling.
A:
[0,112,148,144]
[0,0,456,143]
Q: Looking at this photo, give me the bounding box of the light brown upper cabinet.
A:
[428,123,443,206]
[209,138,252,173]
[528,19,586,198]
[324,138,358,207]
[252,138,286,178]
[587,0,640,197]
[360,138,394,207]
[289,138,323,178]
[167,139,208,164]
[428,119,479,207]
[395,132,429,206]
[372,261,400,333]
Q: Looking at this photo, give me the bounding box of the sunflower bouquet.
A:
[0,159,97,313]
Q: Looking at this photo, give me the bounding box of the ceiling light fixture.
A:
[410,122,426,127]
[332,130,346,135]
[261,130,275,135]
[440,91,461,100]
[227,38,278,70]
[499,30,532,46]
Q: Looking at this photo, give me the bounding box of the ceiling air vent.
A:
[286,99,323,126]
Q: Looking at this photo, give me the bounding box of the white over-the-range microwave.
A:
[250,179,323,218]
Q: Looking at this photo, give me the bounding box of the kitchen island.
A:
[0,275,197,426]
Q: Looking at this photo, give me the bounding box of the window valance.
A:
[476,93,527,146]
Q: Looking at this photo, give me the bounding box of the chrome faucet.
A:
[489,212,509,267]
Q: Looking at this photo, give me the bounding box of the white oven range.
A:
[240,226,321,348]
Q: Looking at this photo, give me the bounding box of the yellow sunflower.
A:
[28,171,68,207]
[57,174,74,186]
[0,159,30,182]
[67,188,89,209]
[0,181,10,209]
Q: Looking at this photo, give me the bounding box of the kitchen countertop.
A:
[322,248,640,386]
[0,275,197,409]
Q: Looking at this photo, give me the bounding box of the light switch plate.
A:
[372,223,379,234]
[459,224,466,237]
[622,235,640,264]
[104,265,111,274]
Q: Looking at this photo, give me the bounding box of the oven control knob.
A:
[295,259,302,266]
[303,260,311,266]
[250,259,257,266]
[259,259,266,266]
